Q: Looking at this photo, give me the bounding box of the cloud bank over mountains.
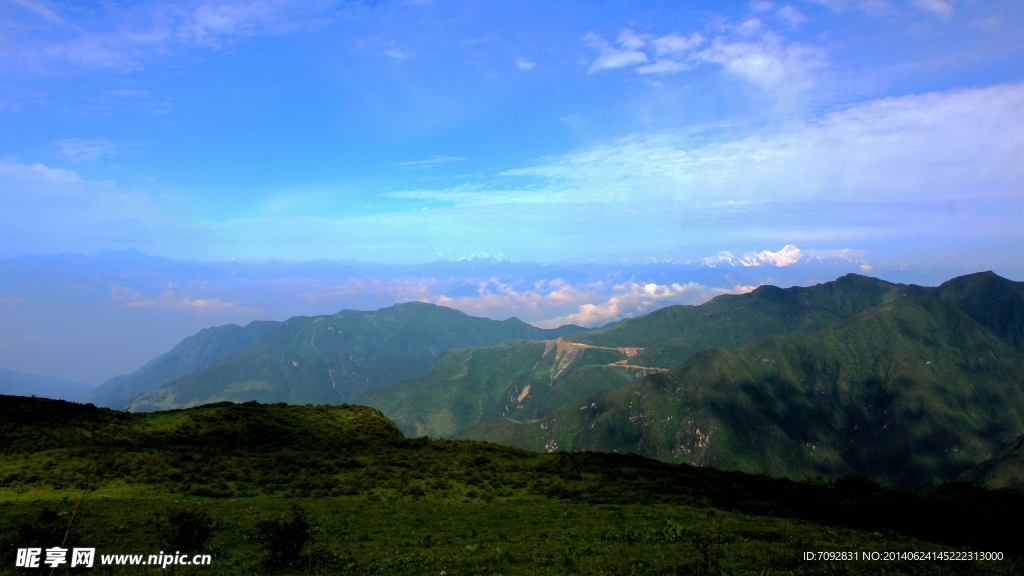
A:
[702,245,870,270]
[0,247,1006,384]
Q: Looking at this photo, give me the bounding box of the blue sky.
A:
[2,0,1024,383]
[1,0,1022,265]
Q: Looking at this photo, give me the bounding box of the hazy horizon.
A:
[2,246,1020,386]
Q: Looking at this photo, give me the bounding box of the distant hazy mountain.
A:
[84,320,281,409]
[0,368,94,401]
[366,273,919,438]
[131,302,584,411]
[466,295,1024,486]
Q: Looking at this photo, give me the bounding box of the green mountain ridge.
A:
[84,320,282,409]
[465,296,1024,486]
[367,273,935,440]
[132,302,584,411]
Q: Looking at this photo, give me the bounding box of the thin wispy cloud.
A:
[776,5,809,29]
[109,285,242,311]
[497,82,1024,206]
[910,0,954,19]
[55,139,117,162]
[391,156,466,169]
[582,31,649,73]
[7,0,341,71]
[582,20,822,97]
[9,0,63,23]
[0,161,81,183]
[804,0,893,16]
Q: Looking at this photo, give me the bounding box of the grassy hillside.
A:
[132,302,583,411]
[960,435,1024,489]
[0,368,94,401]
[1,396,1022,574]
[467,297,1024,487]
[83,320,281,409]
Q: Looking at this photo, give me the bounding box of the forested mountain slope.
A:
[465,297,1024,486]
[132,302,583,411]
[368,273,925,438]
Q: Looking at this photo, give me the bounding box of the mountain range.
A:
[50,269,1024,487]
[364,273,920,437]
[365,272,1024,487]
[127,302,583,411]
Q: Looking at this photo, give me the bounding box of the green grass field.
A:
[2,396,1022,574]
[5,495,1020,575]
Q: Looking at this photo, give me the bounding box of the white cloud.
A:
[0,161,81,182]
[694,33,824,92]
[743,244,803,266]
[55,139,117,162]
[582,22,821,93]
[701,245,872,270]
[651,33,705,56]
[911,0,954,19]
[589,50,648,72]
[582,31,649,73]
[636,60,688,75]
[735,17,765,37]
[1,296,24,306]
[535,282,755,328]
[515,59,536,71]
[703,244,803,267]
[776,5,809,29]
[494,82,1024,206]
[616,28,651,50]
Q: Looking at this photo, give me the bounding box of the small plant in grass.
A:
[7,508,66,549]
[623,528,647,543]
[254,505,310,567]
[661,519,684,542]
[166,509,215,552]
[693,517,723,575]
